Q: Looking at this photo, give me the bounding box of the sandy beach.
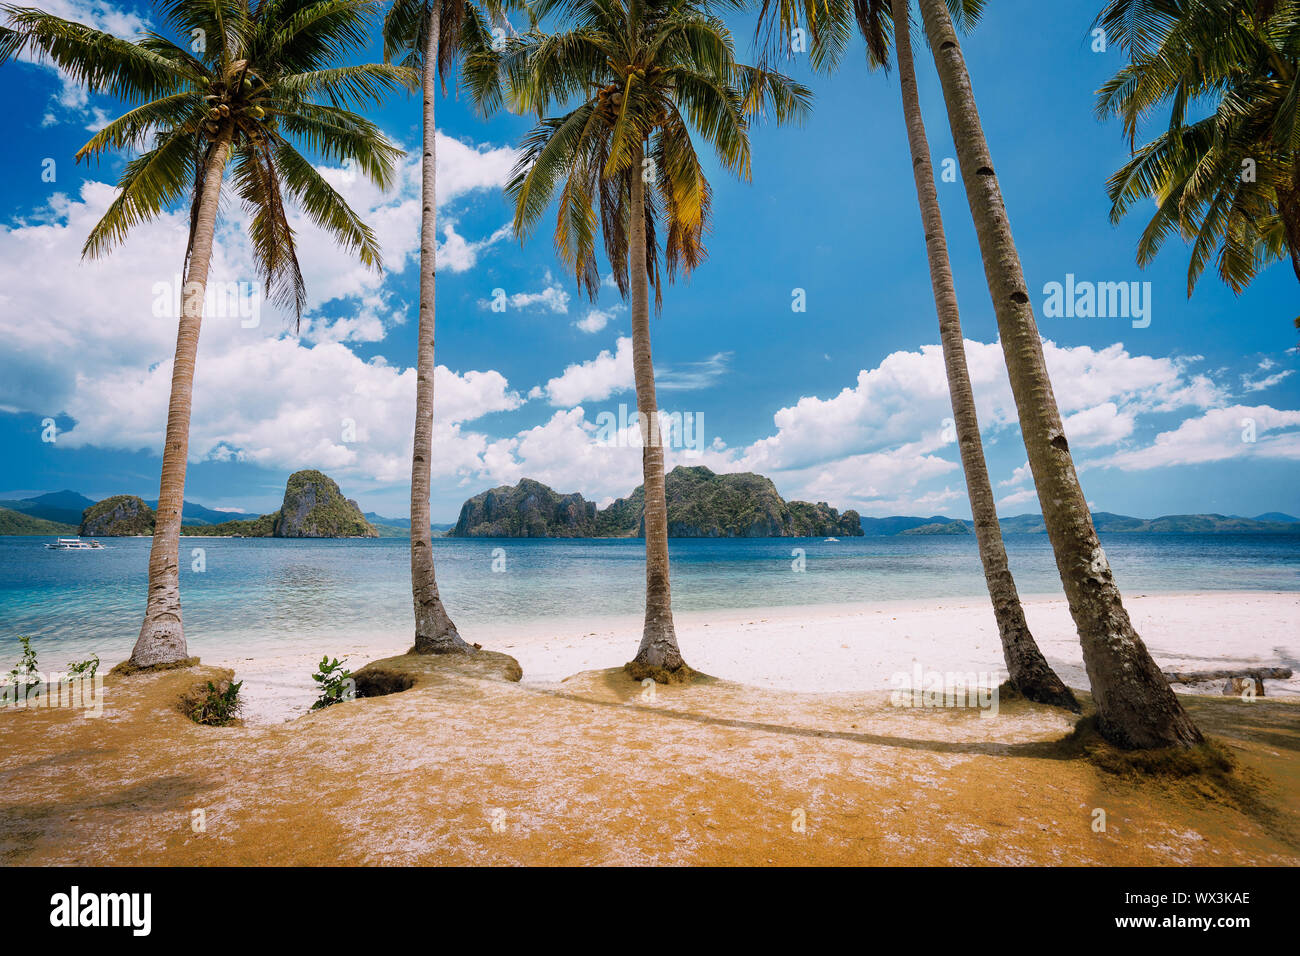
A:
[2,631,1297,866]
[3,588,1295,866]
[215,590,1300,724]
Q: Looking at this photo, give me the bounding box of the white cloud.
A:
[60,340,523,483]
[734,339,1224,479]
[433,135,518,200]
[764,443,961,515]
[480,336,1279,516]
[997,488,1038,511]
[483,282,571,314]
[83,106,112,132]
[536,336,634,406]
[1062,401,1135,448]
[999,461,1033,488]
[1093,405,1300,471]
[0,131,521,486]
[1241,357,1295,393]
[658,351,732,391]
[574,306,622,334]
[480,408,644,498]
[437,221,512,273]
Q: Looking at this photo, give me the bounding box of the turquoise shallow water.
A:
[1,533,1298,668]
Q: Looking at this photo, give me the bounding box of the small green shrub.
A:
[310,656,354,710]
[65,654,100,680]
[188,680,243,726]
[7,635,39,687]
[1,636,40,706]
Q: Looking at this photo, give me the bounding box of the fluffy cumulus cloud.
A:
[688,338,1239,513]
[460,335,1297,515]
[6,133,1298,516]
[63,340,522,482]
[481,278,572,314]
[533,336,634,406]
[574,305,622,334]
[0,132,522,485]
[996,487,1039,511]
[1093,405,1300,471]
[480,408,644,501]
[738,339,1226,482]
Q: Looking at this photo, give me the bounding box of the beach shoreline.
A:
[4,648,1297,866]
[210,590,1300,724]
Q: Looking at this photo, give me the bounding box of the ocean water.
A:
[1,533,1298,669]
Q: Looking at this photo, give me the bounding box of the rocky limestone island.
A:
[180,470,376,538]
[449,466,863,538]
[79,495,155,536]
[449,477,598,538]
[272,470,375,538]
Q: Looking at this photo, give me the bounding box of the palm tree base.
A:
[1093,682,1205,750]
[411,633,476,655]
[1001,677,1080,713]
[124,618,191,671]
[624,659,696,685]
[110,655,200,677]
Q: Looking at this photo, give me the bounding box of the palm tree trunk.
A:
[891,0,1076,712]
[412,0,471,655]
[916,0,1201,748]
[127,133,231,669]
[1278,173,1300,284]
[625,142,689,681]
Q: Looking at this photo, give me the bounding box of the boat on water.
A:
[45,537,104,550]
[823,537,840,543]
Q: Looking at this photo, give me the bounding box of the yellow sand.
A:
[1,654,1296,865]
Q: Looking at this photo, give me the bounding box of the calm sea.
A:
[1,533,1298,667]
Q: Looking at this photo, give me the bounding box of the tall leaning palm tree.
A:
[752,0,1077,710]
[504,0,809,681]
[1095,0,1299,299]
[914,0,1201,748]
[888,0,1078,711]
[382,0,520,655]
[2,0,407,669]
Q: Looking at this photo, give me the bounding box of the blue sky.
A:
[1,0,1297,522]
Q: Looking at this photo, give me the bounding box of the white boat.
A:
[45,537,104,550]
[823,537,840,543]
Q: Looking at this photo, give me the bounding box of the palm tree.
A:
[1095,0,1299,299]
[887,0,1078,711]
[382,0,521,655]
[504,0,809,681]
[2,0,407,669]
[914,0,1201,747]
[752,0,1077,710]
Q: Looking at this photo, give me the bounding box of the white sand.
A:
[215,590,1300,724]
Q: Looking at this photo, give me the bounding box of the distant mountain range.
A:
[362,513,455,535]
[2,487,1298,537]
[0,490,262,528]
[0,490,96,527]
